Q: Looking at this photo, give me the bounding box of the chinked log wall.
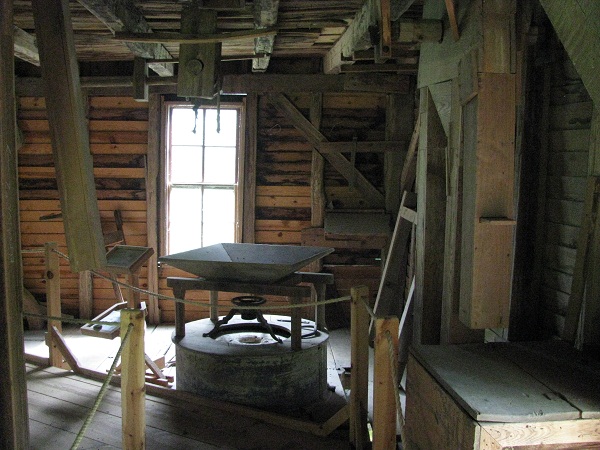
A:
[18,95,150,318]
[539,45,592,338]
[18,91,387,323]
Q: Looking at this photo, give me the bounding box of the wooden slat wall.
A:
[18,96,150,318]
[540,49,592,338]
[18,91,390,324]
[255,92,386,312]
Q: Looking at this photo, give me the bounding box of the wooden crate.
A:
[404,342,600,449]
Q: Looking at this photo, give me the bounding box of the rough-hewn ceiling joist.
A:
[77,0,175,76]
[252,0,279,72]
[324,0,415,74]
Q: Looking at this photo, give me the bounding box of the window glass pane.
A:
[168,187,203,253]
[204,146,236,184]
[205,109,237,147]
[171,108,203,146]
[202,188,235,246]
[170,145,203,183]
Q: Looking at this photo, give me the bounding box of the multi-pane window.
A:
[165,104,242,254]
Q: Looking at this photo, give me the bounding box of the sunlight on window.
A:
[167,105,240,254]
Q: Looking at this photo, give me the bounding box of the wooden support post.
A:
[314,282,327,330]
[372,316,399,450]
[290,296,302,351]
[459,72,516,330]
[120,308,146,449]
[414,87,447,344]
[174,287,186,339]
[133,56,148,101]
[125,273,141,309]
[349,286,370,449]
[309,92,325,268]
[242,94,257,243]
[440,77,483,344]
[310,92,325,223]
[146,93,161,324]
[45,242,66,368]
[376,0,392,62]
[0,0,29,443]
[210,290,219,323]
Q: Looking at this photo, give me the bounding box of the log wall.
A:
[18,95,150,318]
[539,46,592,338]
[19,90,390,324]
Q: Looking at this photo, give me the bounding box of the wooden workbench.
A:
[404,341,600,449]
[167,272,333,351]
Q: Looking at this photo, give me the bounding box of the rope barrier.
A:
[70,323,134,450]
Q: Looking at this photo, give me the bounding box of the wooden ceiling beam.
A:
[115,28,277,44]
[13,26,39,66]
[77,0,174,76]
[16,73,411,96]
[252,0,279,72]
[323,0,378,74]
[324,0,415,74]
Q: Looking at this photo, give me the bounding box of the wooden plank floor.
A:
[24,325,355,449]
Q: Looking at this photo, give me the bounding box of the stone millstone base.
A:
[173,314,329,410]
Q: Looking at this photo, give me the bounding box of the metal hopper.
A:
[158,243,334,283]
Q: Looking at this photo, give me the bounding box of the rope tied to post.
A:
[70,322,134,450]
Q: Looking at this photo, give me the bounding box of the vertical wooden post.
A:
[120,309,145,449]
[242,94,257,243]
[310,93,325,232]
[125,273,141,309]
[314,282,327,330]
[209,290,219,323]
[290,296,302,351]
[349,286,370,449]
[146,93,161,324]
[373,316,399,450]
[414,87,447,344]
[45,242,65,368]
[174,287,186,339]
[0,0,30,444]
